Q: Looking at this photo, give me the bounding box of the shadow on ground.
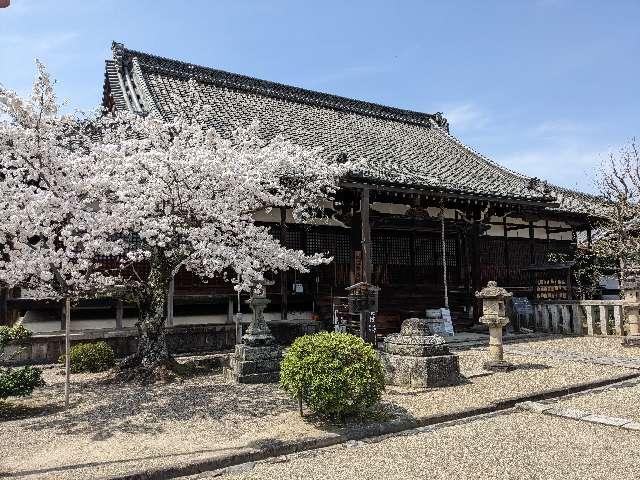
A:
[21,373,298,438]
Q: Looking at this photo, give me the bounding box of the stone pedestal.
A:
[380,317,460,388]
[227,287,282,383]
[476,281,514,372]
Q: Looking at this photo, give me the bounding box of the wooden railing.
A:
[533,300,626,336]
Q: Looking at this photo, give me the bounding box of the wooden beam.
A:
[341,181,559,209]
[280,207,288,321]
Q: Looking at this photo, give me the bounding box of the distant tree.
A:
[1,63,350,380]
[594,140,640,289]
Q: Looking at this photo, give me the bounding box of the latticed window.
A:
[306,228,351,264]
[413,236,436,266]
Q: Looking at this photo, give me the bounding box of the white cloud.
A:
[497,143,610,192]
[442,103,489,133]
[529,119,591,138]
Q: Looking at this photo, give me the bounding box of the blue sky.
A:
[2,0,639,192]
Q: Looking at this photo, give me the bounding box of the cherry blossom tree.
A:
[0,61,118,299]
[1,63,350,379]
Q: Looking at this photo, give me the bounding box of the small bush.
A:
[0,323,32,350]
[0,366,44,399]
[0,324,43,400]
[280,332,385,420]
[62,341,115,373]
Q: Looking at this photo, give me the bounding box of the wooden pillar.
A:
[280,207,288,320]
[60,302,67,331]
[528,221,536,298]
[166,277,174,327]
[0,287,8,326]
[361,187,372,283]
[503,216,509,284]
[586,225,592,249]
[227,296,234,324]
[471,210,481,321]
[115,299,123,330]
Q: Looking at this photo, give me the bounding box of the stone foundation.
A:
[380,351,459,388]
[379,316,460,388]
[226,343,282,384]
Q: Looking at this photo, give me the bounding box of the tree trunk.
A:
[119,251,177,381]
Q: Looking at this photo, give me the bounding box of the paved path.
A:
[188,410,639,480]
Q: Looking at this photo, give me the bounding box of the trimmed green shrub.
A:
[62,341,115,373]
[0,366,44,399]
[0,323,43,400]
[0,323,32,350]
[280,332,385,420]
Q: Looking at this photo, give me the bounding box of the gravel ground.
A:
[551,380,640,423]
[209,411,640,480]
[0,341,635,480]
[502,335,640,360]
[385,349,635,418]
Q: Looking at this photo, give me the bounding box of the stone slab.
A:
[516,401,553,413]
[581,414,632,427]
[544,406,589,420]
[232,371,280,384]
[622,422,640,431]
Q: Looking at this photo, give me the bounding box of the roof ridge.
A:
[433,124,530,181]
[111,42,448,129]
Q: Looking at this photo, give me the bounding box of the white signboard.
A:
[440,308,454,336]
[428,308,456,336]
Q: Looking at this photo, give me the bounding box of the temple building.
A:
[0,42,603,342]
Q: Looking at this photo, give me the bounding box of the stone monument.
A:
[379,312,460,388]
[227,282,282,383]
[622,277,640,347]
[476,281,514,371]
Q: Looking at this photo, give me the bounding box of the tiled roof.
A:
[102,42,599,217]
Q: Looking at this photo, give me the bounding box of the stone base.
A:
[226,343,282,384]
[622,335,640,347]
[380,352,460,388]
[483,360,515,372]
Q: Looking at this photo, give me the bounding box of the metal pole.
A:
[64,297,71,409]
[441,206,449,309]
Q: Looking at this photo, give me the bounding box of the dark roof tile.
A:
[103,42,599,216]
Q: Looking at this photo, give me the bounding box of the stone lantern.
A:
[227,281,282,383]
[476,281,514,371]
[622,277,640,347]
